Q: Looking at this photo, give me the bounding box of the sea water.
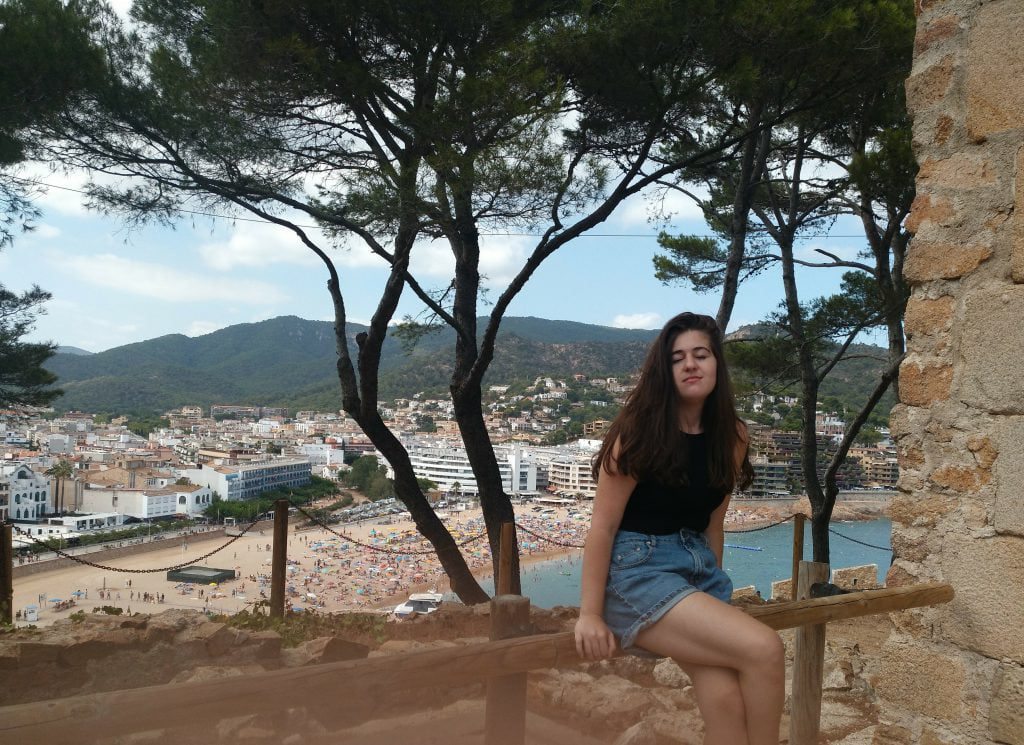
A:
[474,518,892,608]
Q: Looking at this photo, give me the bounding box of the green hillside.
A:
[44,315,896,418]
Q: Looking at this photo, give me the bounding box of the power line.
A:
[10,175,869,240]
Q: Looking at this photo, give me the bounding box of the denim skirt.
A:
[603,527,733,657]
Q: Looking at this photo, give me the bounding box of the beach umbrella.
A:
[49,598,62,603]
[70,590,84,597]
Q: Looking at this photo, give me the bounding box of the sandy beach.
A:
[10,503,590,626]
[10,499,834,627]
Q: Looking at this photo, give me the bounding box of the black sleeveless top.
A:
[618,431,727,535]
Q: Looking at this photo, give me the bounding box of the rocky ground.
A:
[0,596,897,745]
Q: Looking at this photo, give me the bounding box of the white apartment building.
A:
[295,443,347,468]
[545,452,598,497]
[80,484,214,519]
[182,457,312,502]
[400,443,537,496]
[1,463,52,521]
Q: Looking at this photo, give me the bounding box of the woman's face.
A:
[670,330,717,405]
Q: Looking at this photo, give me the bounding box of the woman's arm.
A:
[575,448,635,660]
[704,418,751,567]
[705,494,730,568]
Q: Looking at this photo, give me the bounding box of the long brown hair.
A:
[593,312,753,491]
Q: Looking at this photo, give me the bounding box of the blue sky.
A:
[5,165,874,353]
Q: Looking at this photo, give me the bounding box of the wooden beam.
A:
[789,560,830,745]
[0,582,953,744]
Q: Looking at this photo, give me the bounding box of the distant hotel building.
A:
[398,443,537,497]
[183,457,312,502]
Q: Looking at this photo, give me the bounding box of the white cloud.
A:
[407,234,531,289]
[33,224,62,239]
[480,235,531,287]
[187,321,225,337]
[617,186,707,227]
[611,312,662,329]
[52,252,288,304]
[198,221,320,270]
[198,219,388,271]
[16,163,127,218]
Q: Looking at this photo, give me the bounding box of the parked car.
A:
[393,592,444,619]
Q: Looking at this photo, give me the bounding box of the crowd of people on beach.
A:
[277,510,590,610]
[14,501,807,624]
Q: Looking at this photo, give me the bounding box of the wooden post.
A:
[791,513,806,600]
[789,559,830,745]
[498,522,516,596]
[269,499,288,618]
[485,594,531,745]
[1,523,13,625]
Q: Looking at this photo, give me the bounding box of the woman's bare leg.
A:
[635,592,785,745]
[679,662,748,745]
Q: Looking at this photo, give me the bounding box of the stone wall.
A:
[885,0,1024,742]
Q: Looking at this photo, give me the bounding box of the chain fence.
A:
[11,518,262,574]
[827,526,892,552]
[7,505,888,577]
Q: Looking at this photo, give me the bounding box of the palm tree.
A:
[46,460,75,515]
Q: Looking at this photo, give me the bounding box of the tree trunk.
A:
[326,209,489,604]
[452,384,521,594]
[358,411,490,604]
[717,103,768,331]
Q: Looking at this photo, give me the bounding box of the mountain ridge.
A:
[43,315,892,416]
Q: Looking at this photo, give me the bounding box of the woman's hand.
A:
[574,612,617,660]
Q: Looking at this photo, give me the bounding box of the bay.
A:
[472,518,892,608]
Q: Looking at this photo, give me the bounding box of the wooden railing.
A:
[0,581,954,745]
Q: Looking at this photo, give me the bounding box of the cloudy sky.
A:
[4,0,872,353]
[5,166,872,353]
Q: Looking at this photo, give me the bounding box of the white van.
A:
[393,592,444,619]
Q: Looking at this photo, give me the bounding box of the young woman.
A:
[574,312,785,745]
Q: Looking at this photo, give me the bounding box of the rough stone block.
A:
[249,630,282,660]
[917,153,997,189]
[941,533,1024,662]
[920,728,954,745]
[929,463,990,492]
[903,241,992,281]
[891,491,955,528]
[906,55,955,112]
[770,579,792,601]
[730,585,759,600]
[897,445,925,470]
[872,722,913,745]
[904,296,955,338]
[994,418,1024,536]
[874,640,965,721]
[915,15,960,55]
[831,565,878,590]
[890,527,931,563]
[652,658,689,688]
[966,2,1024,138]
[188,621,234,657]
[905,193,955,234]
[961,286,1024,412]
[990,664,1024,745]
[899,361,953,406]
